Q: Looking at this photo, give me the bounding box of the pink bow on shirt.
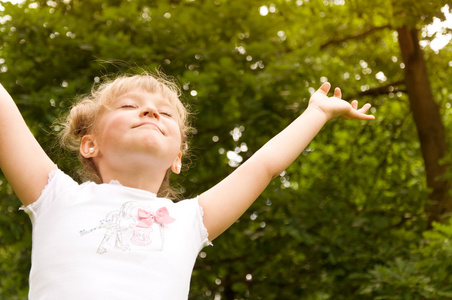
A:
[136,207,175,228]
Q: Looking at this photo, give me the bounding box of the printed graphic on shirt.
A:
[80,201,175,254]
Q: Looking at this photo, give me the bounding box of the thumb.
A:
[317,82,331,95]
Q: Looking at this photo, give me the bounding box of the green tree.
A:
[0,0,451,299]
[360,219,452,298]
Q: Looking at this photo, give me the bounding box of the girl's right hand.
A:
[0,83,56,206]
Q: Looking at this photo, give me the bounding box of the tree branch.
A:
[344,79,405,101]
[320,25,392,50]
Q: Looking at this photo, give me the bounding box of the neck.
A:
[97,158,168,194]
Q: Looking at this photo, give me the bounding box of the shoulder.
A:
[171,196,211,245]
[21,168,80,214]
[165,197,206,227]
[170,196,203,212]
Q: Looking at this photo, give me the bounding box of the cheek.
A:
[167,119,182,137]
[172,128,183,147]
[175,124,183,143]
[96,116,127,144]
[169,122,183,149]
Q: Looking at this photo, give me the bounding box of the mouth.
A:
[133,122,163,134]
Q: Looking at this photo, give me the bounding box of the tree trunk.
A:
[397,26,451,224]
[223,270,235,300]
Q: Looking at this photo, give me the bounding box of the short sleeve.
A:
[20,169,78,223]
[193,196,213,249]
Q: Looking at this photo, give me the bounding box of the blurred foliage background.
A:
[0,0,452,299]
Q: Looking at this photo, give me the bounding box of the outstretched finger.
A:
[334,87,342,99]
[317,82,331,95]
[344,111,374,120]
[358,103,372,114]
[351,100,358,110]
[347,107,375,120]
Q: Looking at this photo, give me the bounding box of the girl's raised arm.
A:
[199,82,375,240]
[0,84,56,206]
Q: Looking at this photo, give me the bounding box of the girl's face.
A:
[91,89,183,172]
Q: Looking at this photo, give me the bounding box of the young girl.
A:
[0,73,374,299]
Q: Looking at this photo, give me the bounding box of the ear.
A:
[170,152,183,174]
[80,135,99,158]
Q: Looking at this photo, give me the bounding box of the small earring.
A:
[176,165,181,172]
[89,147,95,154]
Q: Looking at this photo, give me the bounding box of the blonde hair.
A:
[60,72,190,199]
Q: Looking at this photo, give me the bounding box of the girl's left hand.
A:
[308,82,375,121]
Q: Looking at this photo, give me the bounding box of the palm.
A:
[309,82,375,121]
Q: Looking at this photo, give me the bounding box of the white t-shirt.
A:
[21,169,211,300]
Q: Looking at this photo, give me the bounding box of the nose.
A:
[140,106,160,119]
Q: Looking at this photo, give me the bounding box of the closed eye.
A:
[159,111,173,118]
[120,104,138,109]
